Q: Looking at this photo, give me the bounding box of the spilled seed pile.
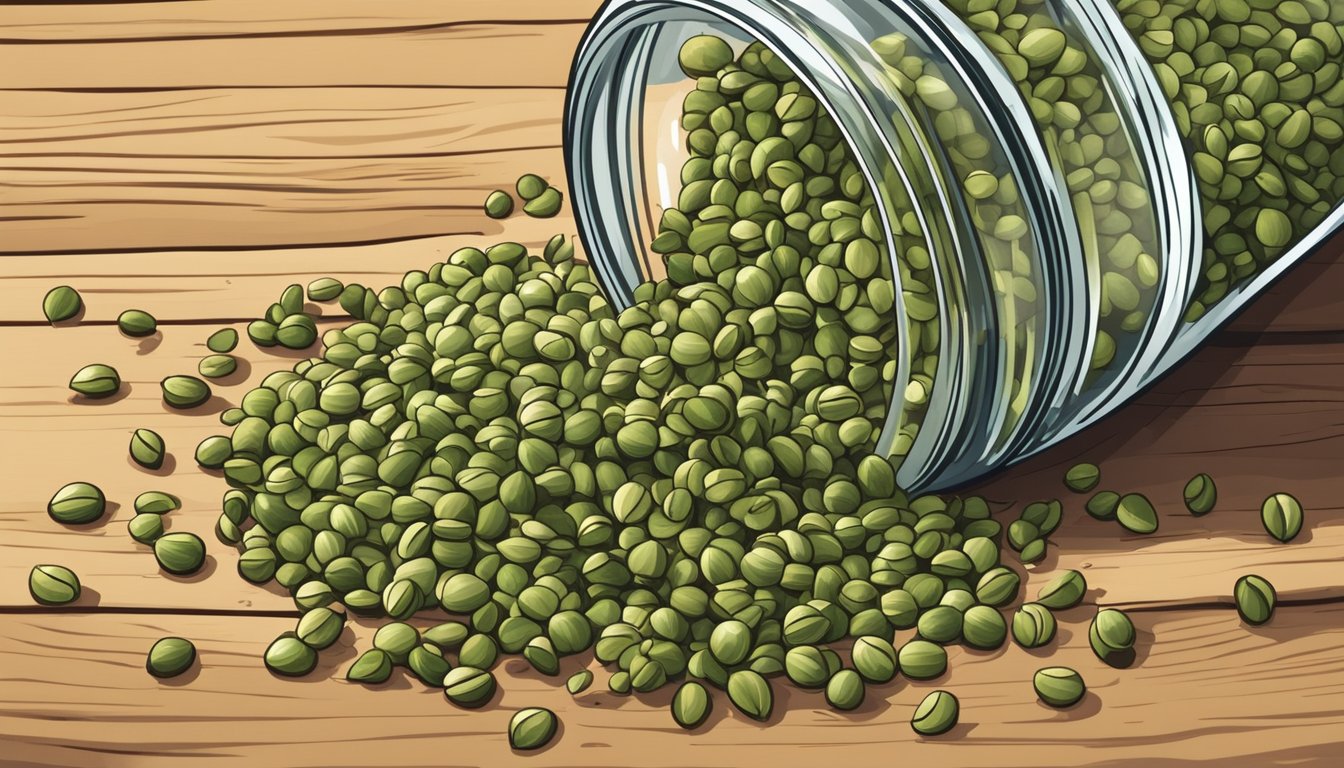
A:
[31,33,1310,753]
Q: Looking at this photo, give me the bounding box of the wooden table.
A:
[2,3,1342,766]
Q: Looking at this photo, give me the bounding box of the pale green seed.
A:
[911,690,959,736]
[1034,666,1086,708]
[508,707,558,751]
[43,286,82,324]
[671,681,711,729]
[1064,463,1100,492]
[1116,493,1158,534]
[129,428,166,470]
[1036,570,1087,610]
[485,190,515,219]
[726,669,773,721]
[1260,493,1303,543]
[47,482,106,525]
[264,634,317,676]
[199,354,237,379]
[29,564,81,605]
[206,328,239,353]
[70,364,121,399]
[118,309,158,337]
[147,637,196,678]
[160,375,211,409]
[1012,603,1057,648]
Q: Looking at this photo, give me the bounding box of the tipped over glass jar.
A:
[566,0,1344,491]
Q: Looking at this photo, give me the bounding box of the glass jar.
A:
[565,0,1344,491]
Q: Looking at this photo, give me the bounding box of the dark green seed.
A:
[146,637,196,678]
[161,375,211,409]
[153,532,206,575]
[1089,608,1136,665]
[408,645,452,686]
[962,605,1007,649]
[1183,474,1217,515]
[247,320,277,347]
[566,670,594,695]
[1064,463,1100,492]
[911,690,959,736]
[508,707,558,751]
[516,173,549,201]
[1234,574,1276,625]
[671,681,711,729]
[898,640,947,680]
[128,513,164,544]
[264,634,317,676]
[347,649,393,684]
[726,669,773,721]
[523,187,563,218]
[69,364,121,399]
[1260,493,1303,543]
[1034,666,1086,708]
[276,315,318,350]
[207,328,239,353]
[118,309,157,337]
[43,286,82,324]
[825,668,865,711]
[1116,493,1159,534]
[28,564,81,605]
[129,428,166,470]
[850,636,897,683]
[1085,491,1121,520]
[296,606,345,650]
[47,482,105,524]
[975,566,1021,607]
[1036,570,1087,610]
[485,190,515,219]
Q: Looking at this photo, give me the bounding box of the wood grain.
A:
[2,606,1342,767]
[2,321,1341,612]
[0,0,601,42]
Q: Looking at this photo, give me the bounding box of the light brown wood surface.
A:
[1,2,1342,766]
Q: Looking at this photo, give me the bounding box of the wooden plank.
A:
[0,24,587,91]
[0,145,567,255]
[1,321,1340,611]
[0,219,577,323]
[1,606,1342,766]
[0,0,601,42]
[0,88,564,158]
[974,339,1344,610]
[1223,245,1344,335]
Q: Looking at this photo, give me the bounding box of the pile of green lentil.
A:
[28,30,1312,753]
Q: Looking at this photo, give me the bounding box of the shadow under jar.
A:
[565,0,1344,492]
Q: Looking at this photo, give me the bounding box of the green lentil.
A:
[727,669,773,721]
[118,309,157,337]
[1012,603,1057,649]
[523,187,564,219]
[43,285,82,324]
[1033,667,1086,708]
[347,649,394,684]
[567,669,594,695]
[911,690,959,736]
[207,328,239,353]
[160,375,211,409]
[307,278,344,302]
[28,564,81,605]
[851,636,897,683]
[1261,493,1304,542]
[1116,493,1159,534]
[1089,608,1136,666]
[671,681,711,729]
[485,190,515,219]
[1036,570,1087,610]
[134,491,179,515]
[443,666,496,708]
[265,634,318,676]
[825,668,865,711]
[154,532,206,575]
[47,482,105,525]
[1183,473,1218,516]
[1086,491,1121,521]
[1064,463,1100,493]
[146,637,196,678]
[898,639,947,680]
[129,428,166,470]
[128,513,165,545]
[195,435,232,469]
[962,604,1007,649]
[199,354,237,379]
[1234,574,1276,625]
[516,174,549,201]
[296,606,345,649]
[509,707,558,751]
[69,364,121,399]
